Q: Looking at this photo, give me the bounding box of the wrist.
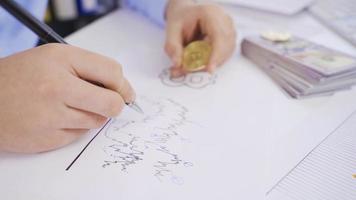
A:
[165,0,196,20]
[168,0,195,5]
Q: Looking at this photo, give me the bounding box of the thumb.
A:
[207,36,225,73]
[165,23,184,67]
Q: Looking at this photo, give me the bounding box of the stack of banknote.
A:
[242,34,356,98]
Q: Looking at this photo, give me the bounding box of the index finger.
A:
[60,45,136,103]
[207,33,235,73]
[64,75,126,118]
[206,20,236,72]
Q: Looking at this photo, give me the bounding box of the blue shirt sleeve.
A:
[0,1,166,57]
[123,0,168,27]
[0,0,48,57]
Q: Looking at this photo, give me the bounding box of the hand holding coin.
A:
[164,0,236,77]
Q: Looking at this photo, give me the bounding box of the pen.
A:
[0,0,143,114]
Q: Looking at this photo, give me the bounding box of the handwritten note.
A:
[67,96,199,185]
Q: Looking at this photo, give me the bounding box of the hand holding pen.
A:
[0,0,142,153]
[0,0,143,114]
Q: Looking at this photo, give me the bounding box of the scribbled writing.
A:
[101,97,196,184]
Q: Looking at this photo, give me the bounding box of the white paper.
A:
[266,90,356,193]
[1,10,268,200]
[267,104,356,200]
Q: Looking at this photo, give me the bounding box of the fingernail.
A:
[125,92,136,104]
[170,68,184,78]
[207,64,216,74]
[173,55,181,67]
[131,91,137,102]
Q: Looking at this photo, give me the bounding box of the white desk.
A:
[1,6,356,200]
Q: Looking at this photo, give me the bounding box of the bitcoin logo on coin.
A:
[183,40,212,72]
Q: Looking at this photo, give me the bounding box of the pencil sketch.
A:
[100,96,197,184]
[159,68,217,89]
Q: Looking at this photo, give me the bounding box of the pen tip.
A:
[127,101,144,114]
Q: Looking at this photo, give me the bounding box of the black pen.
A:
[0,0,143,114]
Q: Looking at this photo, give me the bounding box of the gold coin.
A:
[183,40,212,72]
[261,31,291,42]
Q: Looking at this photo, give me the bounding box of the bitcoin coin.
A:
[183,40,212,72]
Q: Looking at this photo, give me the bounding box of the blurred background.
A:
[45,0,118,38]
